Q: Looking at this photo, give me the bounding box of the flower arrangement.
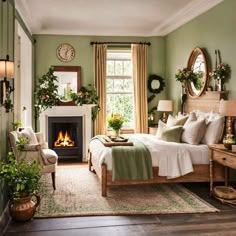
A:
[209,63,230,81]
[175,67,198,84]
[175,67,203,90]
[107,113,124,131]
[34,67,59,119]
[70,84,99,121]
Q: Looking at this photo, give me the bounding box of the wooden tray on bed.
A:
[101,136,134,147]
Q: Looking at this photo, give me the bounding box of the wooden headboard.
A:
[184,91,228,113]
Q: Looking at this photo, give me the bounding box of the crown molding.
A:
[152,0,224,36]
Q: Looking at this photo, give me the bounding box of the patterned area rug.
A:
[35,165,219,217]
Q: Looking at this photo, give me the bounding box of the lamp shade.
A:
[219,99,236,116]
[0,60,14,78]
[157,100,173,112]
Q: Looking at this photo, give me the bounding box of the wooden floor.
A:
[3,182,236,235]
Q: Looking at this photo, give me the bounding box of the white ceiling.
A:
[15,0,223,36]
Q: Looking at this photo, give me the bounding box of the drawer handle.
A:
[222,158,226,161]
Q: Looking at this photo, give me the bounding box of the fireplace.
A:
[48,116,83,162]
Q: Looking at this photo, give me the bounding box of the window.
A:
[106,50,134,129]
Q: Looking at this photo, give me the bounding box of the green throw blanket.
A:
[112,141,153,181]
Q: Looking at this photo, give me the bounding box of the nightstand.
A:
[208,144,236,197]
[148,127,158,135]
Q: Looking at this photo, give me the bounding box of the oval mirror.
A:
[53,66,81,105]
[187,47,209,98]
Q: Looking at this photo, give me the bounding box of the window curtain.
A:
[132,44,148,133]
[93,44,107,135]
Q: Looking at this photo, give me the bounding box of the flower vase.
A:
[112,129,120,137]
[215,78,223,91]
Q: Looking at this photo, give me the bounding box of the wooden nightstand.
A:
[148,127,158,135]
[208,144,236,197]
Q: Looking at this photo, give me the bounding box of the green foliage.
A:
[16,136,30,151]
[35,67,59,118]
[12,120,22,131]
[70,84,100,120]
[175,67,199,84]
[209,63,230,81]
[107,113,125,131]
[0,152,41,200]
[3,87,14,113]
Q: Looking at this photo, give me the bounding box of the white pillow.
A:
[201,115,225,145]
[18,127,38,145]
[181,113,207,145]
[167,114,188,127]
[156,120,166,139]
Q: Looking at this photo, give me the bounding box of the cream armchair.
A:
[9,127,58,190]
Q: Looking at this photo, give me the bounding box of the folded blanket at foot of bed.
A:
[112,141,153,181]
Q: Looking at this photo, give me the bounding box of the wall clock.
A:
[56,43,75,62]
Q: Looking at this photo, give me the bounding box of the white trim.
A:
[40,105,95,162]
[153,0,224,36]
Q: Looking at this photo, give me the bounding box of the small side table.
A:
[208,144,236,197]
[148,127,158,135]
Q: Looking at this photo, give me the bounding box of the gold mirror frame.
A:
[187,47,209,98]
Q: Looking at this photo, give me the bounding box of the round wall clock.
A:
[56,43,75,62]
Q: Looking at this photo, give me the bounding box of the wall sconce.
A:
[0,55,14,112]
[157,100,173,123]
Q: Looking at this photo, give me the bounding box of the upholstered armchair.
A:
[9,127,58,190]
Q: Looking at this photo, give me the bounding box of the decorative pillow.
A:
[181,115,207,145]
[201,115,225,144]
[167,114,188,127]
[156,120,166,139]
[18,127,38,145]
[161,126,183,143]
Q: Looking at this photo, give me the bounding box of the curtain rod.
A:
[90,41,151,46]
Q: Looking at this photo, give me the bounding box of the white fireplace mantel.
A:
[40,105,95,162]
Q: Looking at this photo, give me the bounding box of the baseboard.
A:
[0,204,10,236]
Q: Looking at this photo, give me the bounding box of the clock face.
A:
[56,43,75,62]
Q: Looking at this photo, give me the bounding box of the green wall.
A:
[0,0,14,218]
[166,0,236,113]
[34,35,166,123]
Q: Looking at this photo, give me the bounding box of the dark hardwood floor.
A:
[4,182,236,235]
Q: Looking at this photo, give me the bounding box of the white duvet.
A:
[89,134,209,179]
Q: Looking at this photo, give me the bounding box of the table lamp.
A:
[219,99,236,135]
[157,100,173,123]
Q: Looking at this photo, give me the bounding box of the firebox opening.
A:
[48,116,83,162]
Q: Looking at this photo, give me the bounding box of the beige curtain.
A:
[93,44,107,135]
[132,44,148,133]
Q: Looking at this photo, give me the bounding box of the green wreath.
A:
[148,74,165,94]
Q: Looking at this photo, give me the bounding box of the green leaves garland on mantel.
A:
[34,67,59,119]
[34,67,99,122]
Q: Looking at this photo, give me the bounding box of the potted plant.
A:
[0,152,41,221]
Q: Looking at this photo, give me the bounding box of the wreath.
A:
[147,74,165,94]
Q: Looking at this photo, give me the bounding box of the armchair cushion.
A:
[41,149,58,165]
[18,127,38,145]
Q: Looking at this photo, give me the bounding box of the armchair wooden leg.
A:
[51,172,56,190]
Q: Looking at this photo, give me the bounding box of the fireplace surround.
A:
[40,105,94,162]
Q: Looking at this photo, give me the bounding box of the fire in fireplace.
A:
[54,130,75,147]
[48,116,83,162]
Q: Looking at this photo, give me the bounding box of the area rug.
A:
[35,165,219,217]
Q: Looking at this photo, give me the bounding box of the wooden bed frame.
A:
[89,91,227,196]
[88,152,225,196]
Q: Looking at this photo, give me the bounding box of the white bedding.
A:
[89,134,209,179]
